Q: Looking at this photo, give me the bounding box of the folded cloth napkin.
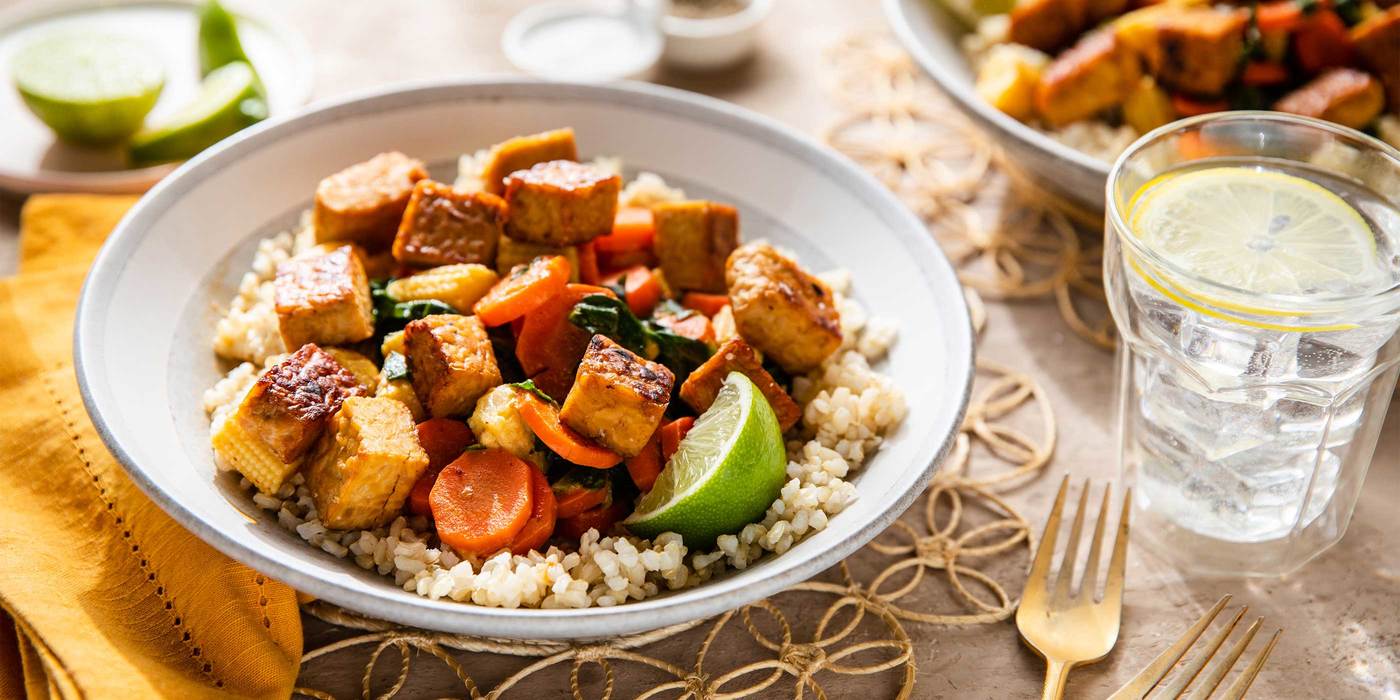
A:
[0,195,302,700]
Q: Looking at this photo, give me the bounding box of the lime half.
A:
[12,33,165,145]
[1129,167,1382,297]
[624,372,786,548]
[127,61,266,166]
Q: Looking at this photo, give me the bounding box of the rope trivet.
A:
[292,32,1080,700]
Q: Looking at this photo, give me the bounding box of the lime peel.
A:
[12,32,165,145]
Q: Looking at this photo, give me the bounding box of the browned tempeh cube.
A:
[1275,69,1386,130]
[479,128,579,196]
[1140,6,1246,97]
[1009,0,1087,52]
[1035,31,1142,127]
[652,201,740,293]
[237,344,368,464]
[726,243,841,375]
[560,335,674,457]
[305,396,429,529]
[1353,7,1400,113]
[680,338,801,431]
[503,160,620,246]
[391,179,507,267]
[404,314,503,418]
[314,152,427,249]
[274,245,375,349]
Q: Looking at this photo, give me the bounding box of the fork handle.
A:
[1041,659,1072,700]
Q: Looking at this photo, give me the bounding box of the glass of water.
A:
[1105,112,1400,577]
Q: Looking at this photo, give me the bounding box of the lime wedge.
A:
[1129,167,1383,297]
[11,33,164,145]
[624,372,787,548]
[198,0,264,94]
[127,61,265,166]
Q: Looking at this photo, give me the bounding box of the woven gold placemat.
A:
[294,33,1104,699]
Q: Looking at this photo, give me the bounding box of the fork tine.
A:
[1216,628,1282,700]
[1025,475,1070,602]
[1078,483,1113,603]
[1102,488,1132,607]
[1156,607,1248,699]
[1181,618,1263,700]
[1053,480,1091,602]
[1104,595,1232,700]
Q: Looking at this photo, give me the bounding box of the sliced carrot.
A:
[578,241,601,285]
[429,449,534,556]
[1170,94,1229,118]
[515,283,616,399]
[594,207,655,254]
[598,248,657,276]
[516,392,623,468]
[558,501,628,541]
[626,431,664,492]
[407,419,476,516]
[681,292,729,317]
[553,469,611,519]
[603,266,663,318]
[473,255,571,327]
[1295,10,1355,74]
[509,468,557,554]
[659,314,714,344]
[660,417,695,462]
[1241,61,1290,86]
[511,315,526,338]
[1255,1,1303,32]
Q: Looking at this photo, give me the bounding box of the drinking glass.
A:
[1104,112,1400,576]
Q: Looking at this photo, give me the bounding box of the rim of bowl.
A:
[73,77,975,638]
[662,0,773,37]
[0,0,315,193]
[881,0,1109,180]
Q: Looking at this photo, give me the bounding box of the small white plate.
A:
[75,79,974,639]
[0,0,312,194]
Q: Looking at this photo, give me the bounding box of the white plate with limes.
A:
[0,0,311,194]
[74,79,975,639]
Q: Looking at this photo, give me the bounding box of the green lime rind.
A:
[11,33,165,145]
[197,0,265,95]
[624,372,787,549]
[127,61,266,166]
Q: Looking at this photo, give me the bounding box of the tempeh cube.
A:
[305,396,429,529]
[680,338,801,431]
[314,152,427,249]
[391,179,507,267]
[504,160,620,246]
[560,335,674,457]
[386,263,499,313]
[726,243,842,374]
[212,344,367,493]
[479,128,579,195]
[405,314,503,417]
[274,245,375,349]
[653,201,739,293]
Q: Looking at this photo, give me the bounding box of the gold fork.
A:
[1016,476,1131,700]
[1108,594,1282,700]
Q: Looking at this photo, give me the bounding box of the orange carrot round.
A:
[604,266,663,318]
[515,393,623,468]
[515,283,616,399]
[509,468,557,554]
[660,313,714,344]
[594,207,655,254]
[473,255,571,327]
[578,241,601,285]
[429,449,534,556]
[407,418,476,516]
[555,485,610,519]
[660,416,695,462]
[1241,62,1290,86]
[625,431,664,492]
[558,501,627,541]
[1255,1,1302,32]
[681,292,729,317]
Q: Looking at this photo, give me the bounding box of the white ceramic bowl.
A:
[884,0,1110,210]
[661,0,771,71]
[75,79,974,639]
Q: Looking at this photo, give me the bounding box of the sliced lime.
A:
[624,372,787,548]
[11,33,165,145]
[127,61,266,166]
[198,0,264,94]
[1130,167,1383,297]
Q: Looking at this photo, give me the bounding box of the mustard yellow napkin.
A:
[0,195,302,699]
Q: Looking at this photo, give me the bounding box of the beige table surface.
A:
[1,1,1396,698]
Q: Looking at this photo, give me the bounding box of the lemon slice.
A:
[1129,167,1382,297]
